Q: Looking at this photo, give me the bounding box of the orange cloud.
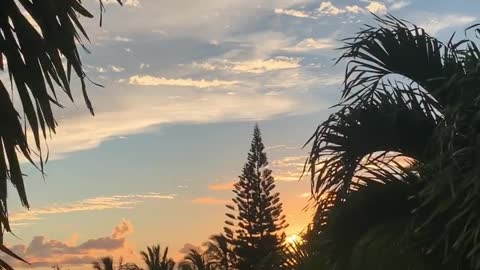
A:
[5,220,137,268]
[208,181,235,191]
[192,197,229,205]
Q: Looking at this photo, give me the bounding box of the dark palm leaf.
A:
[0,0,120,267]
[305,88,437,200]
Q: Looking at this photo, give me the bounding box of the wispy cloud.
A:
[389,0,410,10]
[274,8,313,19]
[11,193,176,224]
[283,38,336,51]
[128,75,240,88]
[192,197,229,205]
[103,0,140,7]
[208,181,236,191]
[192,57,301,74]
[271,156,307,182]
[419,14,476,35]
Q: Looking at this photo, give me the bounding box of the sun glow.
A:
[286,234,302,244]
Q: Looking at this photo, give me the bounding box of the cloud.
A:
[365,1,387,14]
[299,192,310,198]
[271,156,307,182]
[274,8,312,18]
[265,144,298,151]
[389,0,410,10]
[318,1,347,15]
[128,75,240,88]
[317,2,366,15]
[208,181,236,191]
[36,90,298,161]
[419,14,476,35]
[192,197,229,205]
[283,38,336,51]
[345,5,365,14]
[104,0,140,7]
[112,219,134,239]
[192,57,301,74]
[10,193,175,224]
[5,220,136,268]
[110,65,126,72]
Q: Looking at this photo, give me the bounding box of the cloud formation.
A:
[271,155,307,182]
[128,75,240,88]
[318,1,365,15]
[6,220,136,268]
[284,38,336,51]
[208,181,236,191]
[192,197,229,205]
[365,1,387,14]
[419,14,476,35]
[274,8,313,18]
[192,57,301,74]
[11,193,175,225]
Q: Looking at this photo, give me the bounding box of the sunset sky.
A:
[2,0,479,269]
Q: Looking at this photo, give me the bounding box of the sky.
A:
[2,0,480,269]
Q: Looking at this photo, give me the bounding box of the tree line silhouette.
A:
[2,1,480,270]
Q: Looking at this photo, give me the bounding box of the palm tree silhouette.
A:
[300,14,480,269]
[92,257,114,270]
[179,249,209,270]
[140,245,175,270]
[0,0,120,267]
[204,234,234,270]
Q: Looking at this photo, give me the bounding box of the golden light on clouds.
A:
[128,75,240,88]
[192,197,229,205]
[208,181,236,191]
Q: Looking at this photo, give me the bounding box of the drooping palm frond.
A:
[305,88,438,201]
[280,240,310,270]
[0,0,121,239]
[414,25,480,269]
[180,249,208,270]
[305,14,480,269]
[0,0,120,267]
[337,14,465,108]
[306,178,450,270]
[204,234,234,270]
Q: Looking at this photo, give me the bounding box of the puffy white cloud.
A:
[317,1,366,16]
[318,1,346,15]
[366,1,387,14]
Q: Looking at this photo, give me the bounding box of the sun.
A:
[286,234,302,244]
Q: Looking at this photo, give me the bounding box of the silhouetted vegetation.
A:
[224,125,288,270]
[6,2,480,268]
[140,245,175,270]
[282,15,480,270]
[0,0,120,268]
